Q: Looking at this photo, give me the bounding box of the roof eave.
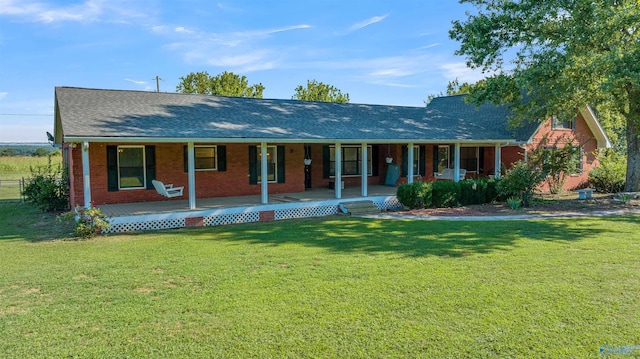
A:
[62,136,517,145]
[580,106,612,149]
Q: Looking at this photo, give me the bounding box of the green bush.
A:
[398,178,501,209]
[432,181,461,208]
[589,149,626,193]
[459,179,489,205]
[396,182,432,209]
[497,161,545,207]
[485,178,500,203]
[22,158,69,212]
[58,206,110,239]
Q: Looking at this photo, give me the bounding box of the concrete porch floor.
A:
[98,185,398,217]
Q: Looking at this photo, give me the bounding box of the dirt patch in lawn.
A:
[401,193,640,217]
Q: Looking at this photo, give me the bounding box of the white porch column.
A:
[361,143,368,197]
[187,142,196,209]
[494,143,501,179]
[335,143,342,199]
[407,143,414,184]
[81,141,91,208]
[454,143,461,182]
[260,142,268,204]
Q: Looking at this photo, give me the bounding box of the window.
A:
[460,147,479,172]
[436,145,449,172]
[574,146,583,174]
[118,146,145,189]
[410,146,421,175]
[194,146,217,170]
[552,116,575,130]
[257,146,277,182]
[329,145,372,176]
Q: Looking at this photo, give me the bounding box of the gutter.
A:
[62,136,517,145]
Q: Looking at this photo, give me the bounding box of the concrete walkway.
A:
[358,208,640,221]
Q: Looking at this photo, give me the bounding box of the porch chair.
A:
[434,168,467,181]
[152,180,184,198]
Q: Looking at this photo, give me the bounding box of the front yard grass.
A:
[1,201,639,357]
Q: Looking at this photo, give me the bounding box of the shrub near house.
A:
[397,178,500,209]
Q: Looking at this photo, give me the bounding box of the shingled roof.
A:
[54,87,535,144]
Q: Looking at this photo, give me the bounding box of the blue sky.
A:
[0,0,486,142]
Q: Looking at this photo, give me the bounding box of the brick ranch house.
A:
[53,87,610,232]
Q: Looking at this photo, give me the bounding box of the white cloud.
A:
[175,26,195,34]
[349,14,388,32]
[125,79,146,85]
[0,0,150,24]
[440,62,489,83]
[417,43,440,50]
[157,23,311,73]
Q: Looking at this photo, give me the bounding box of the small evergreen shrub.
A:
[589,149,626,193]
[460,179,494,205]
[432,181,461,208]
[485,178,500,203]
[459,180,477,205]
[396,182,432,209]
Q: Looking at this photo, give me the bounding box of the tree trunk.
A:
[625,85,640,192]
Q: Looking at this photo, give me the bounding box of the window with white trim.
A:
[194,146,217,170]
[118,146,145,189]
[329,145,372,176]
[552,116,575,130]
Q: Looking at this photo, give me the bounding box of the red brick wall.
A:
[70,142,306,207]
[69,117,601,207]
[526,114,599,190]
[500,146,525,171]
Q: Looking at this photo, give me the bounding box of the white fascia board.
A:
[580,106,612,148]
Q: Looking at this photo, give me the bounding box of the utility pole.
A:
[153,76,163,92]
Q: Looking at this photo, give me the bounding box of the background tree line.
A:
[0,145,60,157]
[176,71,349,103]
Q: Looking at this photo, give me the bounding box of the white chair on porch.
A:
[152,180,184,198]
[434,168,467,181]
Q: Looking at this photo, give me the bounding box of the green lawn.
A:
[1,201,639,357]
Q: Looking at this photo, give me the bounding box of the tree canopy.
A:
[450,0,640,191]
[292,80,350,103]
[425,79,476,104]
[176,71,265,98]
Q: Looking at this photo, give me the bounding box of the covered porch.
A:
[99,185,401,233]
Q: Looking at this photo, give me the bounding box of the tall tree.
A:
[425,78,476,104]
[176,71,265,98]
[450,0,640,191]
[292,80,350,103]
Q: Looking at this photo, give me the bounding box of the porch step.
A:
[339,200,381,215]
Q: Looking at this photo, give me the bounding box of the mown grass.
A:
[1,201,639,357]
